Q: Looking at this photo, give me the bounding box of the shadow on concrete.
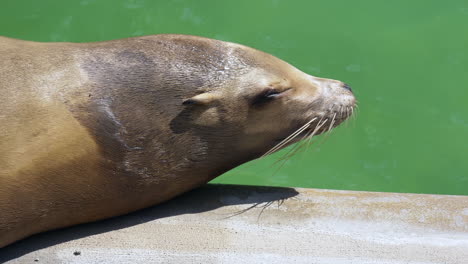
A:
[0,184,298,262]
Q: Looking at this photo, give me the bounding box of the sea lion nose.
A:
[342,83,352,92]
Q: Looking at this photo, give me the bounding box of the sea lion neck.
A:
[56,40,250,183]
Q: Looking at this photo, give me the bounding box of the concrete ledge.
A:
[1,184,467,263]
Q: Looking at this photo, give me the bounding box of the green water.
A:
[1,0,467,195]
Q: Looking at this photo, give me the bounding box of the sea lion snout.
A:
[304,75,355,104]
[290,74,356,134]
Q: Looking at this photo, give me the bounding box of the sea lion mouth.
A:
[303,109,354,136]
[263,105,356,158]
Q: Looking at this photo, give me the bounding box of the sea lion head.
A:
[77,35,355,177]
[172,37,356,162]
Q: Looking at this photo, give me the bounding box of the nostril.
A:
[342,83,352,92]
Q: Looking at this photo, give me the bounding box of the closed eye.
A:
[264,89,282,98]
[251,88,291,106]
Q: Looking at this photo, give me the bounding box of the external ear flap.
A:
[182,92,220,105]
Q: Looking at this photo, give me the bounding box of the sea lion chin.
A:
[0,34,355,247]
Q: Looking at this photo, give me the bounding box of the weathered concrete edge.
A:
[2,184,468,264]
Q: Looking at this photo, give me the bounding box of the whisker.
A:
[261,117,317,158]
[277,118,328,163]
[341,105,347,120]
[353,104,359,117]
[338,105,343,118]
[261,124,309,158]
[273,117,321,164]
[328,112,337,132]
[350,107,357,127]
[272,139,310,173]
[272,130,311,167]
[269,125,322,175]
[345,107,351,128]
[262,120,312,157]
[274,124,317,165]
[315,114,337,148]
[307,116,325,146]
[305,117,331,150]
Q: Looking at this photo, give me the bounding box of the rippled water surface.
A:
[2,0,467,194]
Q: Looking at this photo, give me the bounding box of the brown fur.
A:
[0,34,355,247]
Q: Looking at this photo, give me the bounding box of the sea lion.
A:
[0,34,355,247]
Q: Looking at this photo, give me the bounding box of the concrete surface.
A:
[1,184,467,264]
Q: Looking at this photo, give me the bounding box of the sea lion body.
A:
[0,35,355,247]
